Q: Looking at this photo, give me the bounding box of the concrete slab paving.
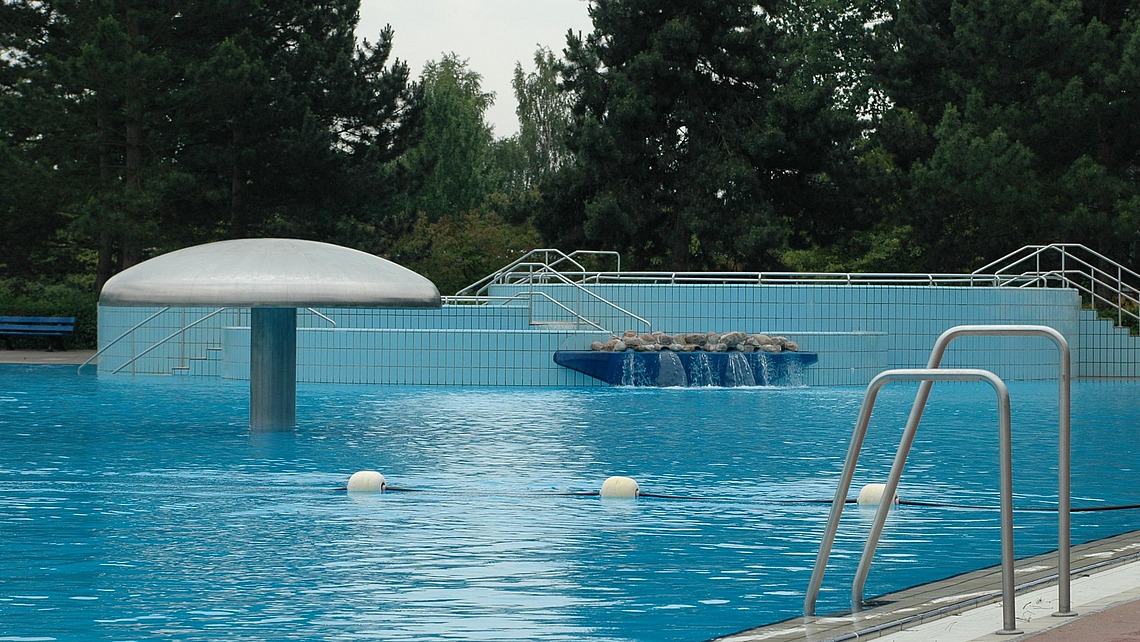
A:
[0,349,96,365]
[718,529,1140,642]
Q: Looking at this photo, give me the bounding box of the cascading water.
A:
[619,351,650,386]
[785,358,806,386]
[689,352,717,386]
[553,347,818,388]
[755,353,772,385]
[725,352,756,387]
[657,350,688,387]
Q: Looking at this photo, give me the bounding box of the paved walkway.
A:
[719,529,1140,642]
[1021,597,1140,641]
[0,349,96,365]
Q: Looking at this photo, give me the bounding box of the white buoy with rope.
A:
[600,476,640,498]
[346,470,387,492]
[857,483,899,506]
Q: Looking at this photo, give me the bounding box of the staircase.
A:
[171,345,223,377]
[1077,309,1140,377]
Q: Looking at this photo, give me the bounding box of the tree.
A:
[0,1,78,281]
[512,46,573,188]
[389,209,542,295]
[399,53,495,222]
[537,0,869,271]
[3,0,422,290]
[874,0,1140,270]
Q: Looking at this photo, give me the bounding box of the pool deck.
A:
[718,528,1140,642]
[0,349,96,365]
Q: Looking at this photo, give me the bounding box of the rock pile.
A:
[590,330,800,353]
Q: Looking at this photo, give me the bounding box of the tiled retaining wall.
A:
[97,283,1136,386]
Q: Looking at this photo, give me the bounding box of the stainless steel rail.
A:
[110,308,228,375]
[860,325,1074,617]
[78,306,171,374]
[803,368,1022,635]
[453,264,651,333]
[455,249,589,297]
[804,324,1075,634]
[975,243,1140,328]
[442,293,613,334]
[304,308,337,327]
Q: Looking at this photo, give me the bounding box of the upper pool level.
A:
[95,244,1140,386]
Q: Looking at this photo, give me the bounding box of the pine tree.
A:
[538,0,868,271]
[876,0,1140,269]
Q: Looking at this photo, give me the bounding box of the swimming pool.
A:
[2,365,1139,641]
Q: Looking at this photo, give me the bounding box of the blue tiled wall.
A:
[98,283,1137,386]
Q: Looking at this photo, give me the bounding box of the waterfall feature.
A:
[725,352,757,387]
[554,349,819,388]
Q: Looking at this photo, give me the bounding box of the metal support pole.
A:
[250,307,297,430]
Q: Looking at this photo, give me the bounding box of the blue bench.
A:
[0,316,77,350]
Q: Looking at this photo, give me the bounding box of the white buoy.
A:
[347,470,387,492]
[857,483,899,506]
[600,476,640,498]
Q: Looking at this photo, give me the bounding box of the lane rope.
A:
[333,486,1140,511]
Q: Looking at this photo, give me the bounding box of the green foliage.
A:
[874,0,1140,270]
[538,0,876,271]
[781,224,922,273]
[389,210,543,295]
[511,47,573,188]
[0,278,99,349]
[3,0,422,289]
[7,0,1140,330]
[400,53,495,222]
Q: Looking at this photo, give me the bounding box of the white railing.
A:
[805,325,1075,634]
[448,263,651,334]
[974,243,1140,328]
[459,245,1138,334]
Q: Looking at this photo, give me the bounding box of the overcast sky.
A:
[355,1,594,138]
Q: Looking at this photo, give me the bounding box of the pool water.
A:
[2,365,1139,641]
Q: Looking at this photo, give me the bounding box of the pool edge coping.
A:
[715,528,1140,642]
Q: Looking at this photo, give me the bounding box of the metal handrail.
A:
[976,244,1140,327]
[78,306,172,374]
[478,264,651,332]
[565,250,621,275]
[852,326,1074,617]
[443,289,640,335]
[489,269,998,287]
[803,368,1022,635]
[513,291,608,333]
[445,291,610,332]
[304,308,337,327]
[454,248,590,297]
[805,325,1075,634]
[111,308,228,375]
[1030,270,1140,324]
[976,243,1140,281]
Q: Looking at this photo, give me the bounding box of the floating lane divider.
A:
[334,473,1140,510]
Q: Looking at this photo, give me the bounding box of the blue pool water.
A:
[2,365,1139,641]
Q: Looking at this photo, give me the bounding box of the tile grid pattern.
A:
[97,283,1135,386]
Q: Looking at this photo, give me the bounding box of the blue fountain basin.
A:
[553,350,819,387]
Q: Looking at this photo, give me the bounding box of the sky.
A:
[355,0,594,139]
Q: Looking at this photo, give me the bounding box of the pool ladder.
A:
[804,325,1075,635]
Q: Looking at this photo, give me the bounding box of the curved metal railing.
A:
[805,325,1075,635]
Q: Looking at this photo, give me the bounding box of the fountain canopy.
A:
[100,238,439,308]
[100,238,440,429]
